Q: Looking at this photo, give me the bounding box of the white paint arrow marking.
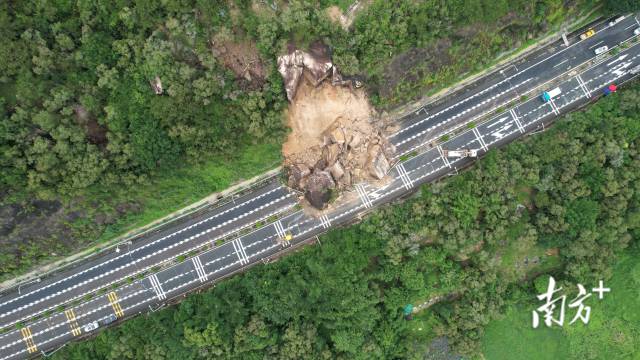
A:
[607,54,628,66]
[492,124,513,139]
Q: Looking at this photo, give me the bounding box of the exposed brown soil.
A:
[326,6,349,30]
[74,105,108,147]
[210,35,265,89]
[325,1,370,31]
[282,74,394,209]
[282,79,373,159]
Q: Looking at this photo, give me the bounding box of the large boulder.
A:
[322,143,342,166]
[329,127,346,144]
[328,161,345,180]
[287,163,311,189]
[304,171,335,209]
[366,144,390,180]
[348,131,362,148]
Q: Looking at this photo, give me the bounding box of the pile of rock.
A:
[287,123,395,209]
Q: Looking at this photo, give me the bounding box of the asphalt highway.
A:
[1,14,640,359]
[388,14,640,158]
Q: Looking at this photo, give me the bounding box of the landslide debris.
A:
[279,42,395,210]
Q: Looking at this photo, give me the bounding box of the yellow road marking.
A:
[107,292,124,318]
[20,327,37,353]
[64,309,82,336]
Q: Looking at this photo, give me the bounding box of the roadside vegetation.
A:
[54,78,640,358]
[482,244,640,359]
[0,0,600,280]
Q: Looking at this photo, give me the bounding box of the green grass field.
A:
[482,303,569,360]
[481,245,640,360]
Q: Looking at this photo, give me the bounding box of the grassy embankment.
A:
[481,244,640,360]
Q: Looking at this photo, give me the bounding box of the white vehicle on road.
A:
[83,321,99,332]
[541,87,562,102]
[609,16,625,26]
[443,149,478,158]
[594,45,609,55]
[635,27,640,36]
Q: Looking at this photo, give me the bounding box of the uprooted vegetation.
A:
[279,43,394,210]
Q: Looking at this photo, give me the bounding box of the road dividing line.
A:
[320,215,331,229]
[552,58,569,68]
[472,128,489,151]
[576,75,591,97]
[233,238,251,263]
[355,184,372,208]
[237,238,251,262]
[107,292,125,318]
[509,109,525,133]
[436,145,451,168]
[273,220,291,245]
[64,309,82,336]
[548,99,559,115]
[232,239,247,263]
[273,220,284,238]
[148,274,167,300]
[191,257,208,282]
[589,40,604,49]
[20,327,37,354]
[396,163,414,189]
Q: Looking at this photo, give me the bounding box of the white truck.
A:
[443,149,478,158]
[540,87,562,102]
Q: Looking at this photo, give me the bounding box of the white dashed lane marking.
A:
[4,30,640,360]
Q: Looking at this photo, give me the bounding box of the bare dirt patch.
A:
[282,76,394,210]
[326,6,349,31]
[210,34,266,89]
[282,79,372,159]
[325,1,370,31]
[74,105,108,147]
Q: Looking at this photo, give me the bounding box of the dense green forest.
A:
[0,0,595,279]
[54,79,640,359]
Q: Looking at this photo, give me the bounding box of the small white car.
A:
[609,16,625,26]
[635,27,640,36]
[630,65,640,75]
[594,45,609,55]
[83,321,99,332]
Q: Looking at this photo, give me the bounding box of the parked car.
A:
[594,45,609,55]
[609,16,625,26]
[580,28,595,40]
[83,321,99,332]
[101,314,117,326]
[635,27,640,36]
